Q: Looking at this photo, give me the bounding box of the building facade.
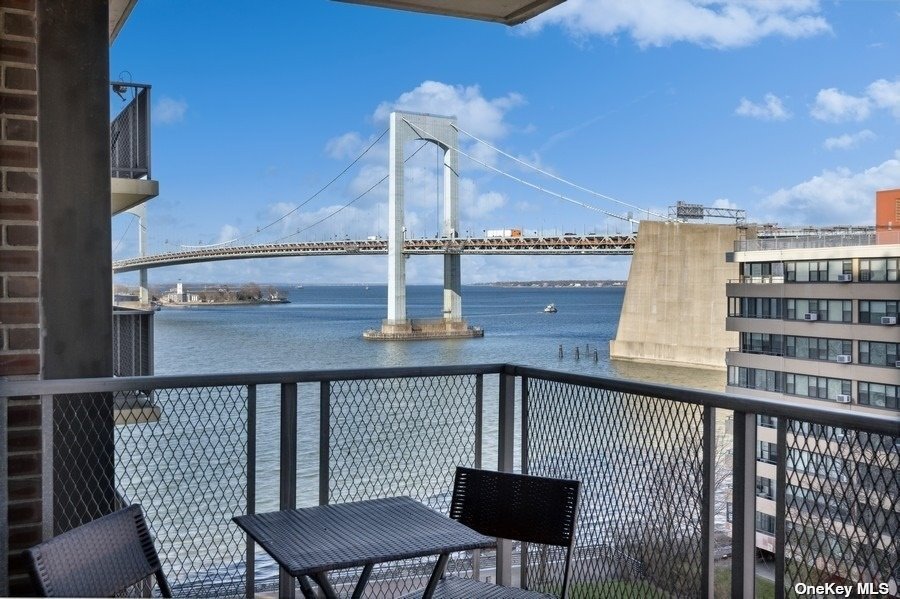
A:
[724,211,898,584]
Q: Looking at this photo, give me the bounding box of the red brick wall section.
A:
[1,0,42,594]
[1,0,39,376]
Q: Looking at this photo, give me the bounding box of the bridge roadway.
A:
[112,234,638,273]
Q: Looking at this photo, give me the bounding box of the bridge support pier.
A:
[365,111,482,341]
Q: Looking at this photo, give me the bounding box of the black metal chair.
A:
[26,504,172,597]
[412,466,581,599]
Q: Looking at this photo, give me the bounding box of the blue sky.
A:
[111,0,900,285]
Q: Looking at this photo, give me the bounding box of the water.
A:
[153,284,723,387]
[143,285,728,591]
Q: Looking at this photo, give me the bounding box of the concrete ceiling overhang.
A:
[109,0,139,44]
[333,0,566,25]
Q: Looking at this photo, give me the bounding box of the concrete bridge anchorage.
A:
[363,111,483,340]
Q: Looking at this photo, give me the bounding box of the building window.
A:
[786,298,851,322]
[785,259,851,282]
[757,441,778,464]
[858,341,899,366]
[784,336,851,361]
[785,374,851,401]
[742,261,784,282]
[859,300,899,324]
[755,511,775,535]
[757,414,777,428]
[729,297,783,318]
[756,476,775,500]
[728,367,784,393]
[859,258,899,282]
[741,332,784,355]
[858,382,899,410]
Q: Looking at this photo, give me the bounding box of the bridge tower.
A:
[364,111,482,340]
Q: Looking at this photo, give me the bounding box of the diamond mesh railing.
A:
[782,421,898,597]
[323,374,482,597]
[49,387,250,597]
[524,377,707,598]
[2,364,897,598]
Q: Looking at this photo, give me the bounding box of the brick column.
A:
[1,1,42,594]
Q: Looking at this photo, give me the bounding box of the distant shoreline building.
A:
[724,189,899,585]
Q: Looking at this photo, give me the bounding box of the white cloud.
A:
[325,132,364,160]
[758,151,900,225]
[823,129,875,151]
[524,0,831,49]
[153,96,188,124]
[712,198,738,209]
[810,88,871,122]
[866,78,900,118]
[373,81,524,141]
[735,93,791,121]
[215,224,241,244]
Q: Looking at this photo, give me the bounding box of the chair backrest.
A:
[26,504,172,598]
[449,467,580,548]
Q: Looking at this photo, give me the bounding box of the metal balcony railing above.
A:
[1,364,897,598]
[110,81,151,179]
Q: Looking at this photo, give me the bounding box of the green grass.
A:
[568,580,668,598]
[562,569,775,599]
[714,566,776,599]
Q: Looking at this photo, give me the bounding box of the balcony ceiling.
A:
[333,0,566,25]
[109,0,139,44]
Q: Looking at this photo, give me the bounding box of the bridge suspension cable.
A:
[402,117,636,224]
[451,123,667,221]
[179,127,390,249]
[271,141,431,243]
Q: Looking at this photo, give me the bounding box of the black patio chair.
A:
[26,504,172,597]
[412,466,581,599]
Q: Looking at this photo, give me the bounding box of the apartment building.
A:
[724,193,899,573]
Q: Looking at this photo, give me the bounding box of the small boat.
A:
[544,303,557,313]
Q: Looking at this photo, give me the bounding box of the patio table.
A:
[233,496,496,599]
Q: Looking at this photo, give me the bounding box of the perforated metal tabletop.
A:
[233,496,496,597]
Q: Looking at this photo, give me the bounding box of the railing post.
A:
[1,395,7,597]
[474,374,483,470]
[731,411,756,599]
[319,381,330,506]
[774,417,787,599]
[245,385,256,599]
[279,383,298,599]
[701,407,716,598]
[520,376,530,590]
[497,371,515,587]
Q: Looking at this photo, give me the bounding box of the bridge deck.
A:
[112,234,638,272]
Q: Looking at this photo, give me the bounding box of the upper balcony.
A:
[1,364,896,597]
[110,81,159,215]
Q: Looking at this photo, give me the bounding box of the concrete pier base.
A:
[363,318,484,340]
[610,221,753,370]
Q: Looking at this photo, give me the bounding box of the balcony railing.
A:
[110,81,151,179]
[1,364,896,598]
[112,308,154,377]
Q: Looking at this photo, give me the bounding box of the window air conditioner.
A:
[835,394,852,404]
[835,355,851,363]
[803,313,818,321]
[881,316,897,325]
[836,274,852,282]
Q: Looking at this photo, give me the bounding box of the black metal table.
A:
[233,496,496,599]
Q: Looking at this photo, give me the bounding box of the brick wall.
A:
[1,0,42,594]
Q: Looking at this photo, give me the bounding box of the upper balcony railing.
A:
[736,227,900,252]
[1,364,896,598]
[110,81,151,179]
